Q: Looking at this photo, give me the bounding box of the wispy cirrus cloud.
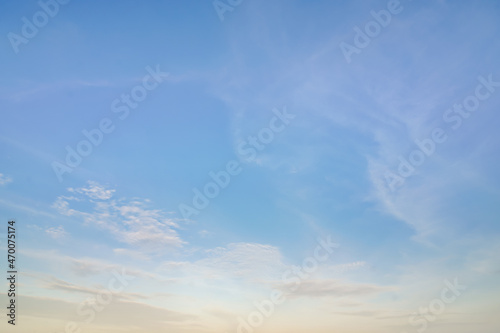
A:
[0,79,113,102]
[43,276,148,301]
[20,248,170,282]
[16,294,197,332]
[276,278,393,300]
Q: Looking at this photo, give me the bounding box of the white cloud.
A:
[43,276,148,301]
[465,238,500,275]
[113,248,151,261]
[203,242,286,278]
[68,180,115,200]
[158,242,287,282]
[0,198,59,219]
[198,229,212,238]
[16,294,197,332]
[326,261,368,274]
[45,226,68,240]
[0,173,12,185]
[53,181,183,252]
[4,79,113,102]
[20,248,167,282]
[276,278,393,300]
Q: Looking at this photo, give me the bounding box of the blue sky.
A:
[1,0,500,332]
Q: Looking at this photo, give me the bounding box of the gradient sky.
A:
[1,0,500,332]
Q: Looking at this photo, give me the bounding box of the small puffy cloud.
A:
[113,248,151,261]
[0,173,12,185]
[68,180,115,200]
[45,226,68,239]
[327,261,368,274]
[198,230,212,238]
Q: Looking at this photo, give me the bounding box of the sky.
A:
[0,0,500,332]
